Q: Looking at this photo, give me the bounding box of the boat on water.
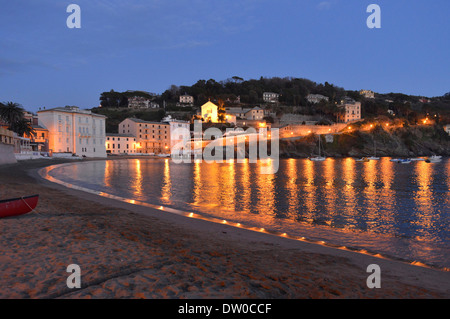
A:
[410,158,426,161]
[309,135,326,162]
[399,159,412,164]
[426,155,442,163]
[309,156,326,162]
[355,157,370,162]
[368,140,380,160]
[0,195,39,218]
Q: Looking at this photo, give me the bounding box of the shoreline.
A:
[0,158,449,298]
[40,159,449,272]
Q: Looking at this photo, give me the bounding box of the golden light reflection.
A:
[192,161,202,206]
[363,160,379,231]
[342,158,357,227]
[414,161,435,238]
[323,158,337,220]
[303,159,317,222]
[104,160,112,188]
[256,161,275,218]
[238,159,251,213]
[378,158,395,229]
[131,159,143,198]
[218,162,236,211]
[286,159,299,218]
[161,159,172,205]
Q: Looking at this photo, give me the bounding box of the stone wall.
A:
[0,143,17,165]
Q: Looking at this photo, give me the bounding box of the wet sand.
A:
[0,158,449,299]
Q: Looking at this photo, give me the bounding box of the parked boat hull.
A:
[0,195,39,218]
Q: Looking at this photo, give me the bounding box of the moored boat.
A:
[309,135,326,162]
[0,195,39,218]
[355,157,370,162]
[309,156,326,162]
[426,155,442,163]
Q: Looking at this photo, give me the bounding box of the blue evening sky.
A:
[1,0,449,112]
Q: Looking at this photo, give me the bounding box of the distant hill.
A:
[97,77,450,124]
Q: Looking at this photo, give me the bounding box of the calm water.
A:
[49,158,450,269]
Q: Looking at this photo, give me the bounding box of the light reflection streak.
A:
[161,159,172,205]
[131,159,143,198]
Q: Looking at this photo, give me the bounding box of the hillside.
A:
[280,125,450,158]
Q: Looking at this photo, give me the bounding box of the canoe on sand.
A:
[0,195,39,218]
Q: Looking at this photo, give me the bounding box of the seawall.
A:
[0,144,17,165]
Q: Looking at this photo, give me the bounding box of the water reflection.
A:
[131,159,143,198]
[161,159,172,205]
[414,161,435,241]
[49,158,450,269]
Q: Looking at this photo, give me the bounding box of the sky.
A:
[1,0,449,113]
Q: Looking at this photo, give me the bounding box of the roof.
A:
[126,118,170,126]
[37,106,107,118]
[31,125,48,131]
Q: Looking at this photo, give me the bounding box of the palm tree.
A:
[11,118,36,137]
[0,102,25,128]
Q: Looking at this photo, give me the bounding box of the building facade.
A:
[119,118,170,154]
[339,101,362,123]
[360,90,375,99]
[37,106,107,157]
[179,94,194,105]
[307,94,329,104]
[263,92,279,103]
[106,134,137,155]
[201,101,219,123]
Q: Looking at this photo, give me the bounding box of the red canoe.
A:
[0,195,39,218]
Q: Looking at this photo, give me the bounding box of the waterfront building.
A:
[118,118,170,154]
[162,115,191,152]
[37,106,107,157]
[106,134,137,155]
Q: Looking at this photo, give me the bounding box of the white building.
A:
[162,115,190,153]
[307,94,329,104]
[179,94,194,105]
[38,106,107,158]
[360,90,375,99]
[263,92,279,103]
[106,134,137,155]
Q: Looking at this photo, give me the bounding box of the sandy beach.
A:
[0,158,449,299]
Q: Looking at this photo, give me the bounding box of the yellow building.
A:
[201,101,219,123]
